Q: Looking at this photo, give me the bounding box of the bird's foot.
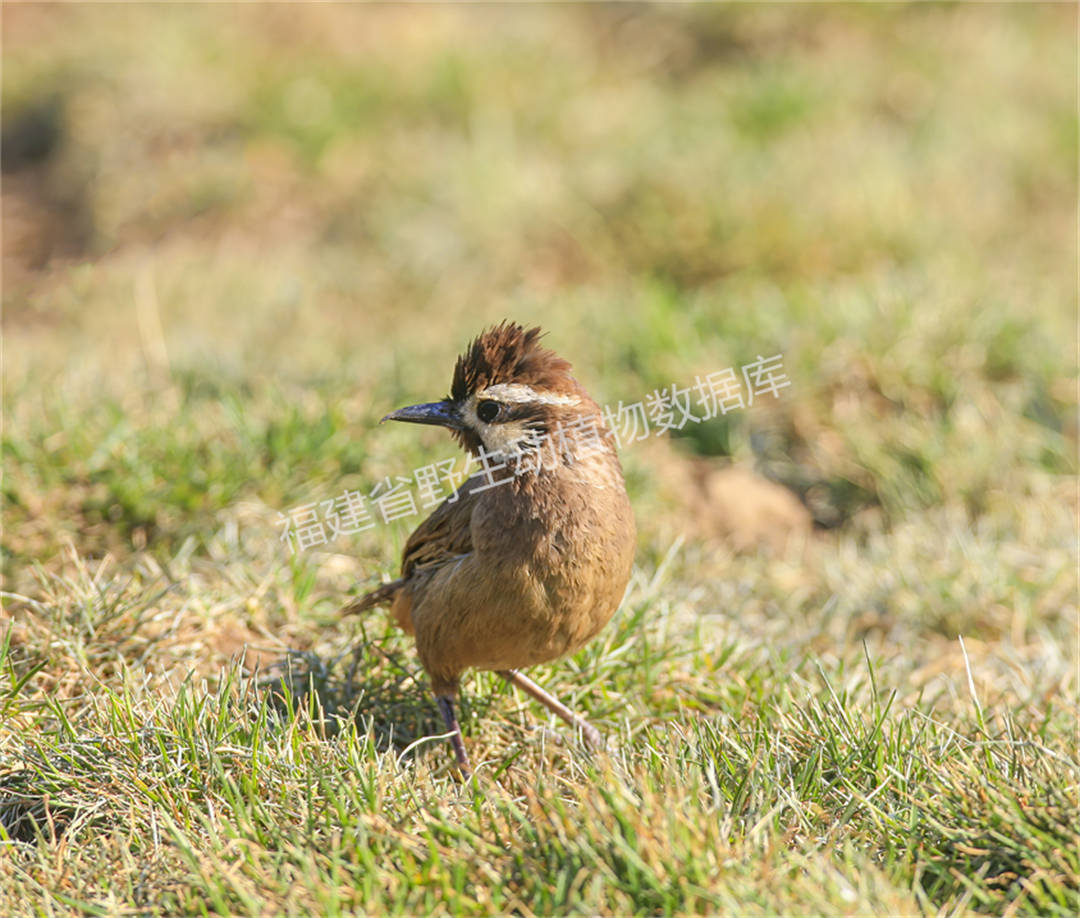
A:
[580,721,604,751]
[499,669,607,754]
[436,695,472,779]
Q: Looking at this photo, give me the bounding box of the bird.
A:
[344,322,636,776]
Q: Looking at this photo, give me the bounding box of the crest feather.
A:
[450,322,574,401]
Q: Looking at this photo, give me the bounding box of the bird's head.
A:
[383,322,599,459]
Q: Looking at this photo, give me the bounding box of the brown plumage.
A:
[344,321,636,775]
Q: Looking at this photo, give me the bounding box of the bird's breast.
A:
[409,454,635,678]
[475,461,635,659]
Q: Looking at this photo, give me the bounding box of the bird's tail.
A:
[342,578,404,616]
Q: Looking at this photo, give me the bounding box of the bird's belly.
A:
[467,561,625,670]
[410,492,635,684]
[412,562,621,676]
[465,599,610,671]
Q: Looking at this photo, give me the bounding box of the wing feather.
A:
[401,476,481,576]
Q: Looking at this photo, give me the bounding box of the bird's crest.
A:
[450,322,574,401]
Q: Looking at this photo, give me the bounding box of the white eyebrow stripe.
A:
[479,383,581,407]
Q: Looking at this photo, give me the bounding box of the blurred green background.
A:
[3,2,1075,612]
[5,3,1075,583]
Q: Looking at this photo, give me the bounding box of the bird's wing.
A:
[400,475,482,577]
[343,475,480,616]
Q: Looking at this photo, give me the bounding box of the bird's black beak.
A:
[381,399,464,430]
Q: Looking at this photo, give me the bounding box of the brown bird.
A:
[344,322,636,775]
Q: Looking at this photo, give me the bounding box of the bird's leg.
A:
[435,695,472,778]
[498,669,604,750]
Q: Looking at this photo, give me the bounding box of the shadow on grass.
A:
[0,632,495,845]
[0,739,108,844]
[254,625,494,759]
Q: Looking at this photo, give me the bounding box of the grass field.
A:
[2,4,1077,916]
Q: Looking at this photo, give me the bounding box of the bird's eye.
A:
[476,399,501,423]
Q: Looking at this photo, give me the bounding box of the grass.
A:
[2,4,1077,916]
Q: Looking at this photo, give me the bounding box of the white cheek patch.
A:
[460,394,480,429]
[478,419,537,456]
